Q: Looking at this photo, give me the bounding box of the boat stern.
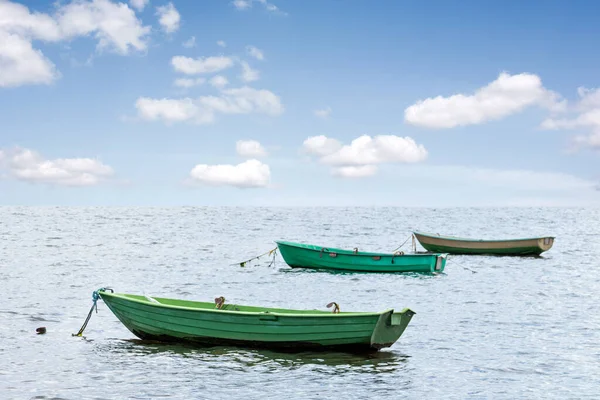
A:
[433,254,447,272]
[370,308,415,350]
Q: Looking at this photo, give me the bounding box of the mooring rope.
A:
[392,234,414,253]
[234,247,277,267]
[446,256,477,274]
[72,287,113,337]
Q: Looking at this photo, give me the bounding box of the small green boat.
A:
[413,231,555,256]
[276,241,447,273]
[98,289,415,352]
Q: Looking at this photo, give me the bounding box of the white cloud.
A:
[171,55,234,74]
[174,77,205,88]
[404,72,565,129]
[321,135,428,166]
[232,0,286,15]
[156,2,180,33]
[303,135,427,178]
[182,36,196,48]
[209,75,229,88]
[217,40,226,47]
[236,140,267,158]
[55,0,151,54]
[303,135,342,157]
[232,0,252,10]
[0,31,60,87]
[129,0,149,11]
[190,159,270,188]
[0,147,114,186]
[332,165,378,179]
[314,107,332,118]
[256,0,285,14]
[541,87,600,151]
[136,97,213,123]
[240,61,259,82]
[0,0,151,87]
[135,86,284,124]
[246,45,264,60]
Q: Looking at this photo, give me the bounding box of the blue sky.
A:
[1,0,599,206]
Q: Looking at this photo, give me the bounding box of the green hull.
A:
[413,232,555,256]
[276,241,446,273]
[98,290,415,352]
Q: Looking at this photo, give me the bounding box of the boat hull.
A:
[413,232,554,256]
[99,291,415,352]
[276,241,446,273]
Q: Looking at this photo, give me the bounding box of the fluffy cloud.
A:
[404,72,565,129]
[135,97,212,123]
[232,0,285,14]
[240,61,259,82]
[217,40,226,47]
[232,0,252,10]
[129,0,149,11]
[314,107,332,118]
[0,0,150,87]
[332,165,378,178]
[156,2,180,33]
[321,135,428,166]
[541,87,600,151]
[209,75,229,88]
[135,86,284,124]
[182,36,196,48]
[174,77,205,88]
[171,55,235,75]
[0,147,114,186]
[303,135,427,178]
[236,140,267,158]
[190,159,270,188]
[0,31,60,87]
[303,135,342,157]
[55,0,150,54]
[246,45,264,60]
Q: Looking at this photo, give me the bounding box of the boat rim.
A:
[99,290,399,318]
[413,231,555,243]
[275,240,446,257]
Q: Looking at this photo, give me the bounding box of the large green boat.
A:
[97,289,415,352]
[276,241,446,273]
[413,231,555,256]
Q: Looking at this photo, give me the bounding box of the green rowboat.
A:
[413,231,555,256]
[98,289,415,352]
[276,241,447,273]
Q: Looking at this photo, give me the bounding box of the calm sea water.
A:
[1,207,599,399]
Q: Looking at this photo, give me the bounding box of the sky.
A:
[0,0,599,206]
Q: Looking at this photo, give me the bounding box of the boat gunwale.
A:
[100,291,397,318]
[275,240,447,258]
[413,231,555,243]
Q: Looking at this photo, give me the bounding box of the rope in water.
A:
[234,247,277,267]
[72,287,113,337]
[446,256,477,273]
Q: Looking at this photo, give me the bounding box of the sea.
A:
[1,206,598,399]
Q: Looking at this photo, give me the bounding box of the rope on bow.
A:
[72,287,113,337]
[234,247,278,268]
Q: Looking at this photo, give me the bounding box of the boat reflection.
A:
[98,338,410,374]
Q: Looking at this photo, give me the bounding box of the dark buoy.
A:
[36,327,46,334]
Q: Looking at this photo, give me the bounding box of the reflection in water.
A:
[98,338,410,375]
